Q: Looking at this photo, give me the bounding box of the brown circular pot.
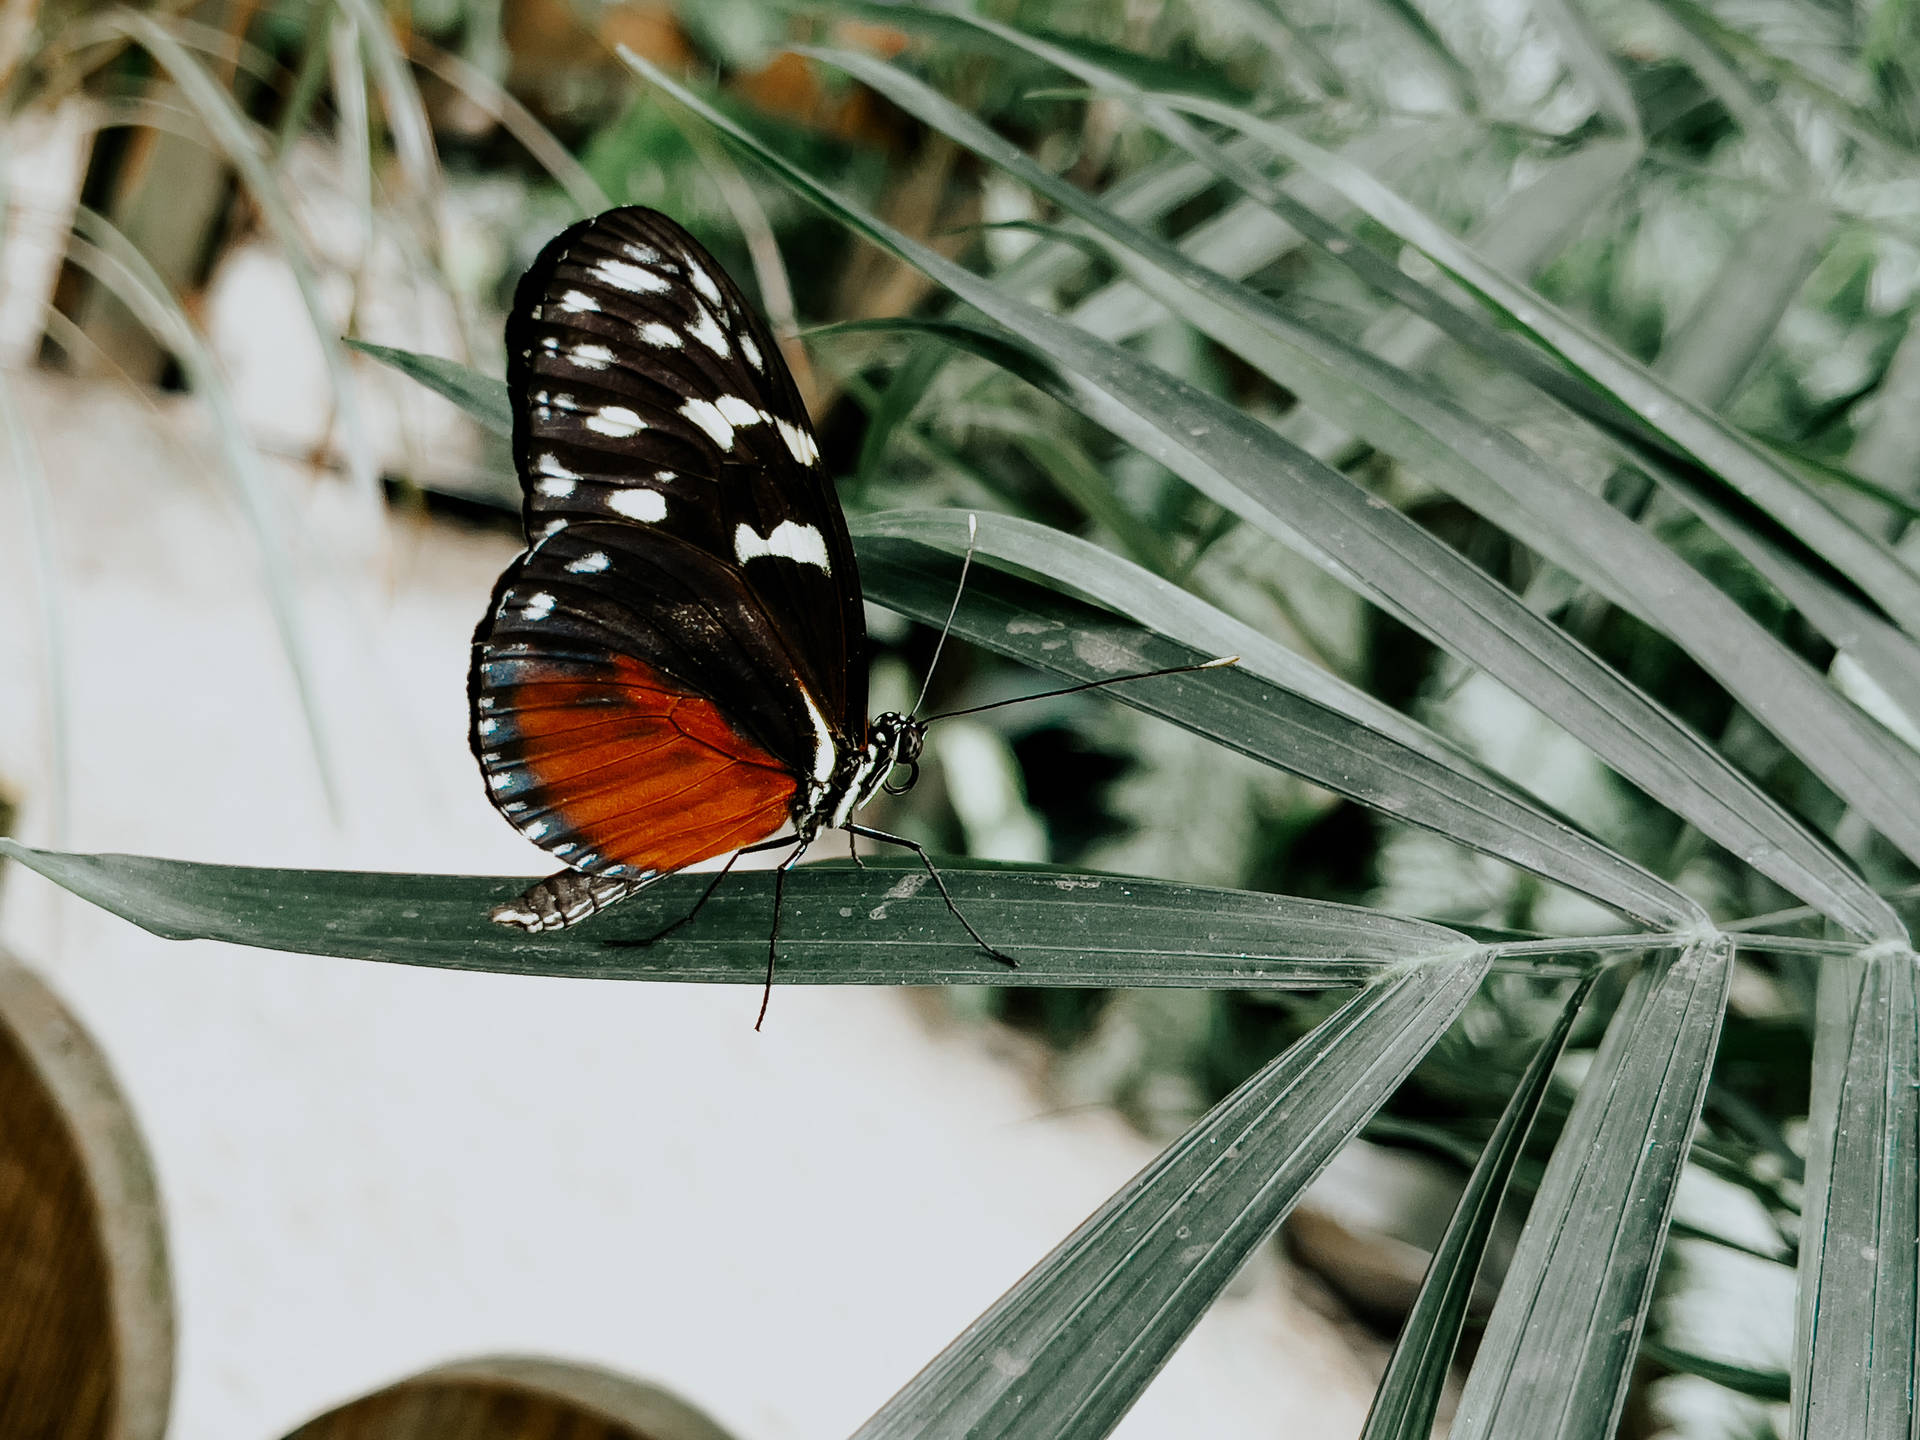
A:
[283,1355,742,1440]
[0,955,173,1440]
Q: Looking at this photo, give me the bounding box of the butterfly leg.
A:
[757,840,811,1031]
[843,823,1018,969]
[603,834,796,950]
[848,829,866,869]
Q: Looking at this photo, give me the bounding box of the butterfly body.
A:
[471,207,931,934]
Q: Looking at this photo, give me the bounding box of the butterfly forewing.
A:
[503,208,864,730]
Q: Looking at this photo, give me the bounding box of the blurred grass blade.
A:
[68,207,339,814]
[618,48,1903,943]
[1361,973,1595,1440]
[1654,203,1830,408]
[854,951,1491,1439]
[330,9,374,267]
[1651,0,1904,161]
[1231,0,1346,95]
[1641,1341,1791,1403]
[0,839,1518,986]
[407,36,609,215]
[811,49,1920,863]
[1152,95,1920,641]
[1451,939,1734,1439]
[113,13,382,514]
[1657,10,1807,180]
[1530,0,1641,133]
[1066,128,1430,347]
[347,339,512,436]
[1650,460,1920,744]
[0,369,69,844]
[1366,0,1476,110]
[853,333,945,486]
[333,0,440,204]
[856,517,1701,931]
[1792,944,1920,1437]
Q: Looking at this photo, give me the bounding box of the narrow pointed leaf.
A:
[1451,939,1734,1439]
[853,951,1492,1439]
[855,517,1700,931]
[618,49,1902,943]
[1659,459,1920,740]
[1361,974,1596,1440]
[347,339,513,436]
[1792,943,1920,1438]
[0,840,1501,988]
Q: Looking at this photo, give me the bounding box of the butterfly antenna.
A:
[925,656,1239,723]
[910,513,978,719]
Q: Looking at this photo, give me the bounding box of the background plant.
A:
[4,0,1918,1437]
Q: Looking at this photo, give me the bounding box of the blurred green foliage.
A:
[12,0,1920,1432]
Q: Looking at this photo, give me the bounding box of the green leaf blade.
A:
[0,841,1488,988]
[854,952,1492,1439]
[855,523,1700,934]
[348,339,513,437]
[1452,939,1734,1439]
[1361,974,1597,1440]
[1793,945,1920,1437]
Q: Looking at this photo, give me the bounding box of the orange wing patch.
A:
[484,654,796,875]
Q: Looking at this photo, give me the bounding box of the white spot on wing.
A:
[585,406,646,438]
[566,550,611,574]
[606,489,667,522]
[684,307,730,357]
[680,397,734,449]
[621,242,662,264]
[739,332,764,370]
[537,453,580,478]
[638,322,683,349]
[799,689,836,783]
[734,520,831,573]
[524,820,552,840]
[593,258,670,294]
[477,718,499,737]
[537,476,577,498]
[686,259,723,307]
[714,395,769,427]
[538,518,568,539]
[522,591,557,621]
[569,343,615,369]
[557,290,600,313]
[776,417,820,466]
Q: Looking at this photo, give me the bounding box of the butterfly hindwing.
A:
[504,207,865,734]
[470,521,833,878]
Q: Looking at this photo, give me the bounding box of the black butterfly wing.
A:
[471,521,829,879]
[503,207,866,739]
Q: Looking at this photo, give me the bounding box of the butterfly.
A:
[469,206,1006,1000]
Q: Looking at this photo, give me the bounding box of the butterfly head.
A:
[867,711,927,800]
